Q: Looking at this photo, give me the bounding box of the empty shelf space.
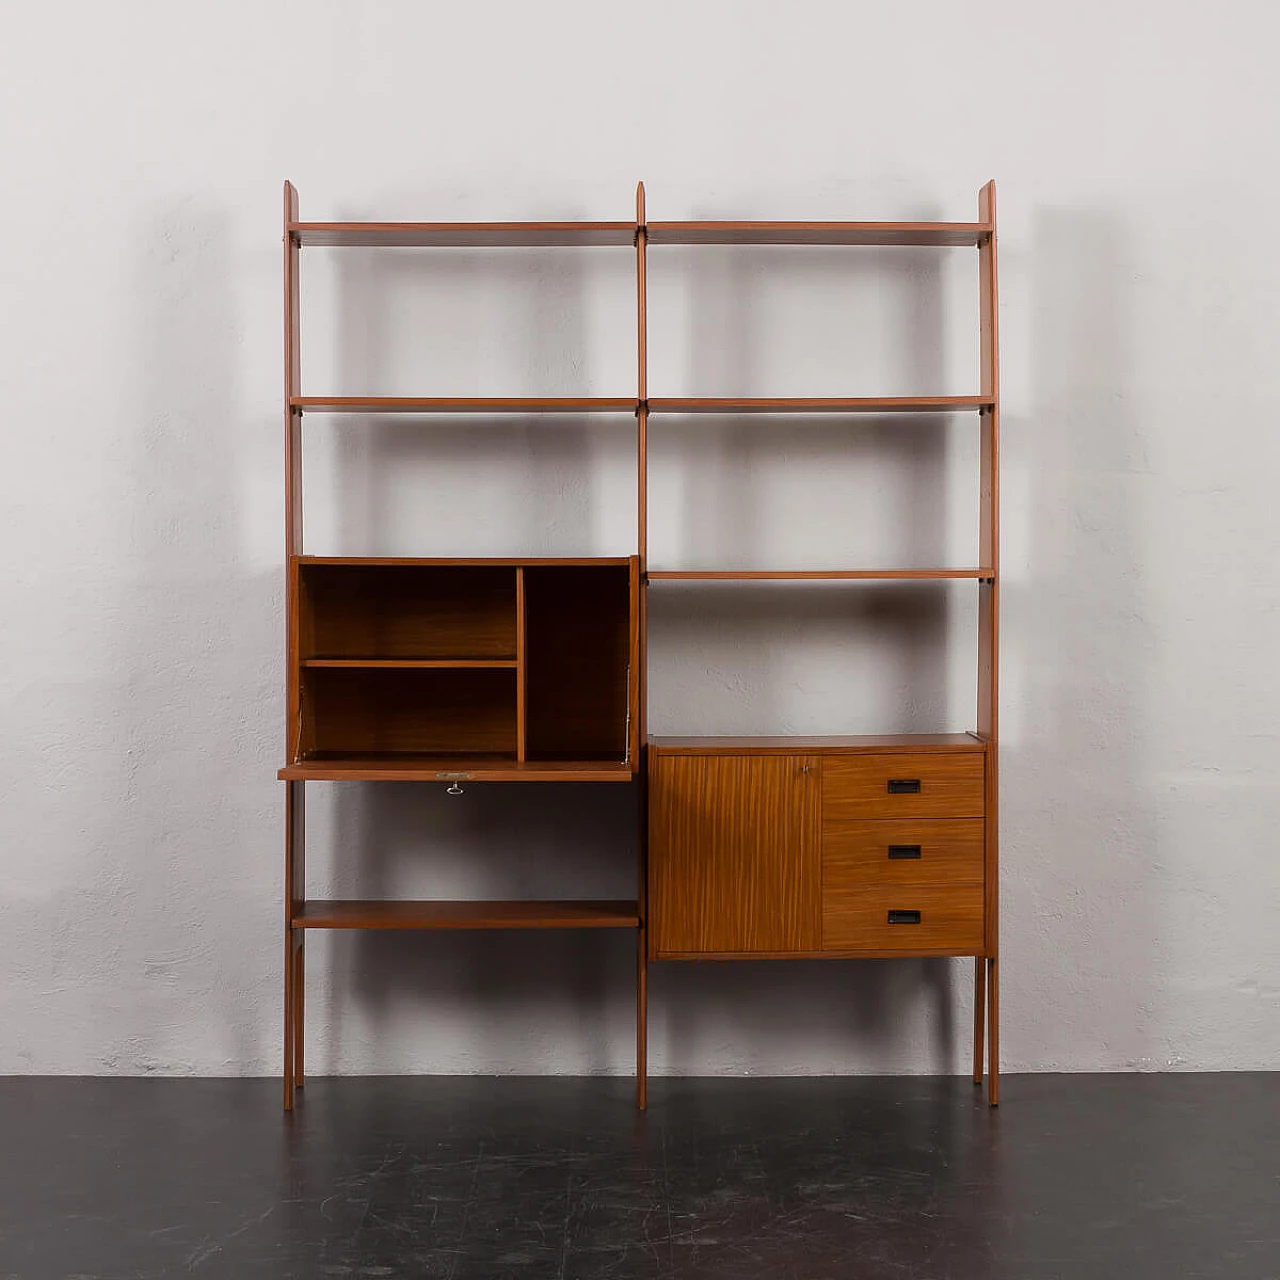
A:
[297,563,518,662]
[290,222,636,248]
[647,221,990,246]
[647,569,993,581]
[301,658,518,669]
[280,755,634,782]
[647,397,994,415]
[292,396,638,415]
[292,899,641,929]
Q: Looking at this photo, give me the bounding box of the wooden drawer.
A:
[823,818,984,888]
[823,752,984,820]
[823,883,984,952]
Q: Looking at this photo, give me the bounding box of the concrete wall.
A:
[2,0,1278,1076]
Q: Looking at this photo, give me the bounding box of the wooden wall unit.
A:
[277,180,1000,1110]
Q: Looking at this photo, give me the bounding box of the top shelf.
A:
[290,222,636,248]
[289,221,991,250]
[647,222,991,247]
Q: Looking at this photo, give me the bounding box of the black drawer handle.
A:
[888,845,922,860]
[887,909,922,925]
[887,778,921,794]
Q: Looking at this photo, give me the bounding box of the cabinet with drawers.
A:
[644,180,1002,1105]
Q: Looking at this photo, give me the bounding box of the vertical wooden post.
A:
[283,182,304,1110]
[972,956,986,1084]
[977,180,1000,1106]
[634,182,649,1111]
[516,568,527,762]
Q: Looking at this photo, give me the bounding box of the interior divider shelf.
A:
[301,658,519,669]
[293,900,641,929]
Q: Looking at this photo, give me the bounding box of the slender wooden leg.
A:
[973,957,986,1085]
[294,938,305,1089]
[284,779,302,1112]
[987,957,999,1106]
[636,925,648,1111]
[283,927,295,1111]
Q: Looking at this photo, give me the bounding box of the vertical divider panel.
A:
[284,182,303,760]
[283,182,304,1110]
[634,181,649,1109]
[516,567,527,762]
[978,179,1000,1105]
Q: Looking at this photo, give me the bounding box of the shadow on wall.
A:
[1011,209,1156,1070]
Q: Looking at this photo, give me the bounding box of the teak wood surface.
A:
[279,181,1001,1109]
[822,753,986,821]
[649,753,821,954]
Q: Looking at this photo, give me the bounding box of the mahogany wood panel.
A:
[648,569,991,581]
[524,564,632,761]
[823,753,986,820]
[300,667,517,757]
[293,900,640,928]
[299,564,517,661]
[822,818,985,888]
[647,396,993,415]
[279,757,634,782]
[649,753,820,954]
[290,222,636,248]
[292,396,636,414]
[823,883,984,952]
[651,734,983,753]
[647,222,991,247]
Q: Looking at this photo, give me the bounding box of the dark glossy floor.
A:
[0,1074,1276,1279]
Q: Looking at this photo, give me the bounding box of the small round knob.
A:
[446,781,464,796]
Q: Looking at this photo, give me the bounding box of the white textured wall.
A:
[2,0,1278,1077]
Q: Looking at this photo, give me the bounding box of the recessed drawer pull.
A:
[886,778,921,794]
[887,845,922,860]
[887,909,922,925]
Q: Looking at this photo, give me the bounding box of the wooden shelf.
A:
[647,569,993,581]
[279,756,635,782]
[293,899,640,929]
[647,396,993,415]
[292,396,637,415]
[647,222,990,247]
[290,222,636,248]
[297,555,633,567]
[302,658,517,669]
[650,734,984,753]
